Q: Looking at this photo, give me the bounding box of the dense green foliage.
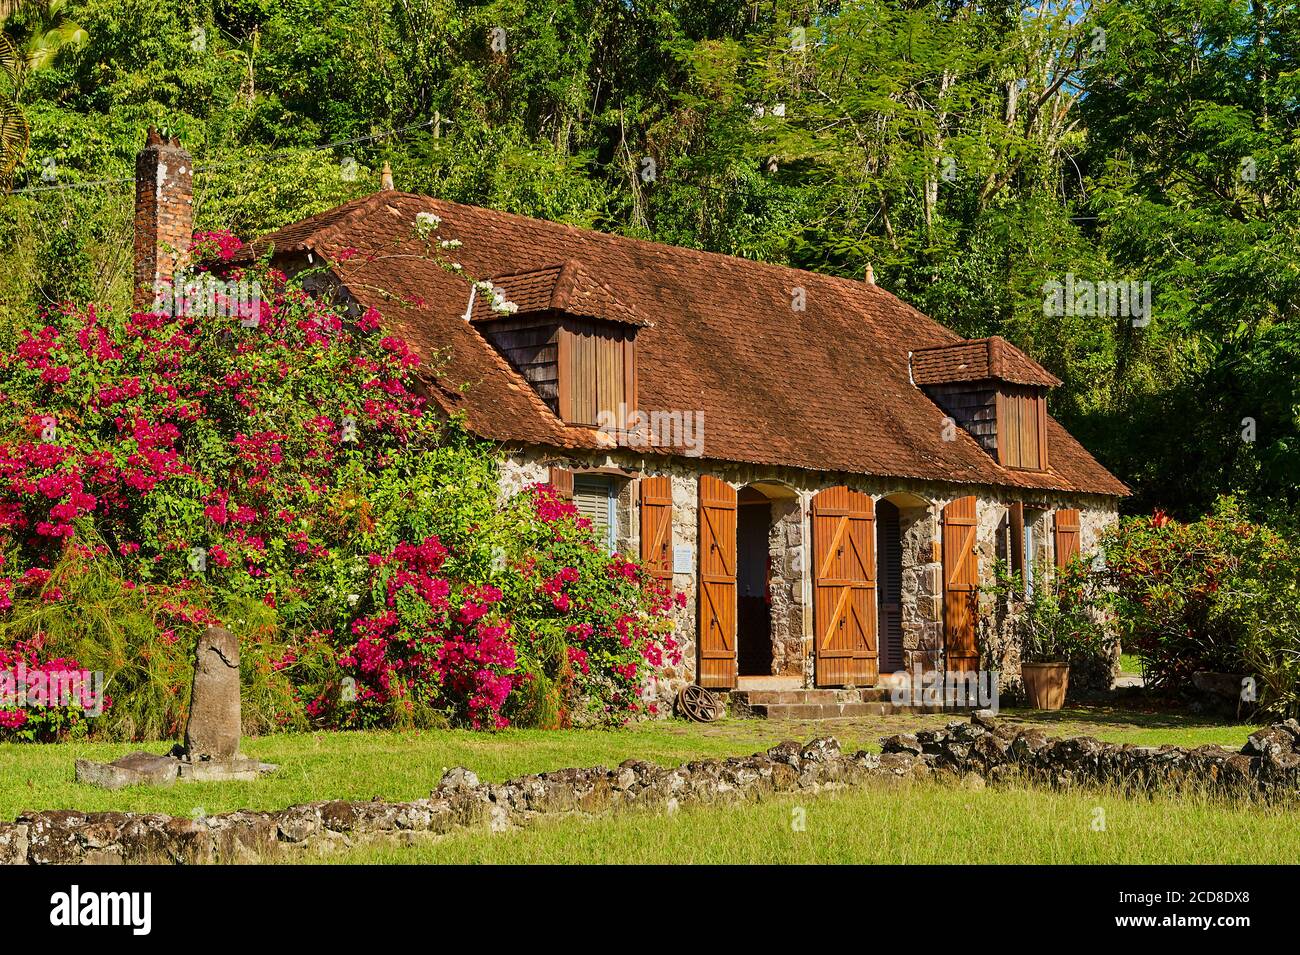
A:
[2,1,1296,518]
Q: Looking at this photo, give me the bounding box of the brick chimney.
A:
[133,128,194,311]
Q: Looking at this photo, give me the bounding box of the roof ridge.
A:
[308,190,409,251]
[324,192,948,318]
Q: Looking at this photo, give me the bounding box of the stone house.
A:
[133,135,1128,700]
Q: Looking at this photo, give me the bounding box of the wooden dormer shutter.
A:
[996,386,1047,470]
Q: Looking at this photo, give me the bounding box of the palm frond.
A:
[0,33,19,85]
[0,97,28,181]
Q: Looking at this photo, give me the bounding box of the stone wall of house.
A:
[968,493,1120,694]
[500,447,1119,695]
[659,470,698,699]
[898,502,944,673]
[498,453,550,502]
[769,497,805,677]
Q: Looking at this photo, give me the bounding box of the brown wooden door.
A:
[639,476,673,587]
[942,496,979,674]
[813,487,878,687]
[1054,508,1081,569]
[697,475,737,688]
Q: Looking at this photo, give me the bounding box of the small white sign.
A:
[672,545,693,574]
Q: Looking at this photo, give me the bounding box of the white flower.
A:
[440,239,462,250]
[490,287,518,314]
[414,211,441,238]
[347,593,359,606]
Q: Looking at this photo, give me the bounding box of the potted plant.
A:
[1017,591,1078,710]
[984,560,1110,710]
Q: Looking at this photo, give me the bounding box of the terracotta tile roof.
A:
[244,191,1128,498]
[911,337,1062,388]
[469,260,647,326]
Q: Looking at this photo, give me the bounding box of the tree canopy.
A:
[2,0,1297,519]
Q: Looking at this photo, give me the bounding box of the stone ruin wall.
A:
[6,715,1297,865]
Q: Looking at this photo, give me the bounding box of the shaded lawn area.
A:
[0,705,1262,821]
[315,782,1300,865]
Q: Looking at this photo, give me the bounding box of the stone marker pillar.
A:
[76,624,276,789]
[184,625,243,761]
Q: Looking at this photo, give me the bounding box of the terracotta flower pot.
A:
[1021,662,1070,710]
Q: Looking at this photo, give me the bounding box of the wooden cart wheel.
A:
[677,684,722,723]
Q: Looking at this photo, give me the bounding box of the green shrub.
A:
[1101,497,1300,717]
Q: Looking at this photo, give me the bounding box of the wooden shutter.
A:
[1054,508,1081,569]
[1036,395,1049,470]
[548,465,573,500]
[639,475,673,587]
[812,487,878,687]
[997,387,1046,470]
[697,475,737,689]
[942,496,979,674]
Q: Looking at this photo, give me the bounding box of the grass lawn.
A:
[1119,652,1143,675]
[317,783,1300,865]
[0,705,1262,821]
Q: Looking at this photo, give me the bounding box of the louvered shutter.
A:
[573,475,614,552]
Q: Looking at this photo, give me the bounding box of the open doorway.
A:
[736,486,772,676]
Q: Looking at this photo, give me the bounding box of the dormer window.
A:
[470,260,646,427]
[911,336,1060,472]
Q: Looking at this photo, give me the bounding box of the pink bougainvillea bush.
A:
[0,236,678,738]
[328,484,681,730]
[0,639,107,742]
